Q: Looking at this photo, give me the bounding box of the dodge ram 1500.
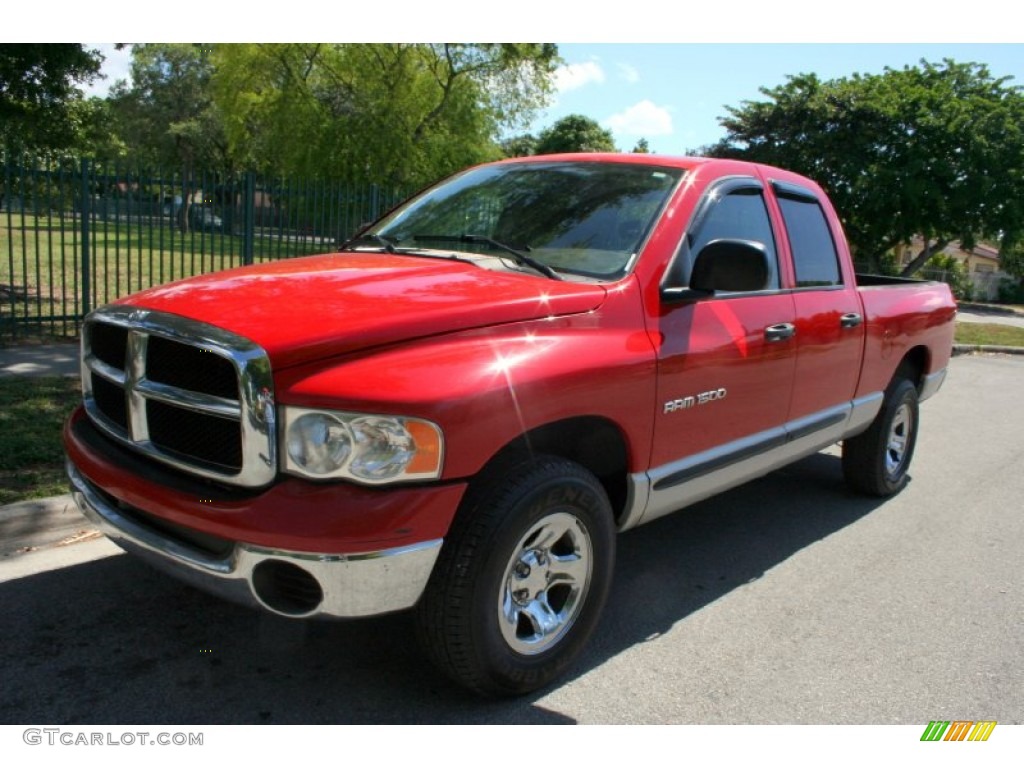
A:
[64,154,956,695]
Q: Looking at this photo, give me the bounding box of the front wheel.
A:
[415,455,615,696]
[843,378,919,496]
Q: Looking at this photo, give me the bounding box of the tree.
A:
[108,44,228,171]
[632,138,651,153]
[0,44,102,153]
[706,60,1024,275]
[1002,245,1024,279]
[211,44,559,187]
[997,244,1024,302]
[535,114,617,155]
[924,252,973,300]
[500,133,538,158]
[106,44,232,231]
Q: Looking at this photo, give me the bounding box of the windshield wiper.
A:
[339,233,398,253]
[412,234,561,280]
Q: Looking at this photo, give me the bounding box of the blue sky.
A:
[533,43,1024,154]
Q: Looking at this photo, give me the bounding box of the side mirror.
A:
[691,238,770,292]
[662,239,770,302]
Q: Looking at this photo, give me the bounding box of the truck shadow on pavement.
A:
[0,452,892,725]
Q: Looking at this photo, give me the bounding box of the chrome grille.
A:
[81,306,276,487]
[146,335,239,399]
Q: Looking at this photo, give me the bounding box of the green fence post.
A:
[243,171,255,265]
[80,157,91,317]
[3,157,12,339]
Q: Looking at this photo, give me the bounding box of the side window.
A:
[686,187,779,290]
[777,194,842,287]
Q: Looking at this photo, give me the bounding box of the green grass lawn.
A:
[2,214,334,337]
[954,322,1024,348]
[0,375,81,505]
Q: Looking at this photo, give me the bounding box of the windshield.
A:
[368,161,684,280]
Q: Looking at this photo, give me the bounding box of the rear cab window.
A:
[772,182,843,288]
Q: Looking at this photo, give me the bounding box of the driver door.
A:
[650,178,798,485]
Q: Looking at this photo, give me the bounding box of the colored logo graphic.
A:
[920,721,997,742]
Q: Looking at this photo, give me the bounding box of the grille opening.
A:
[252,560,323,616]
[146,335,238,399]
[92,374,128,431]
[147,400,243,472]
[89,323,128,371]
[80,309,274,487]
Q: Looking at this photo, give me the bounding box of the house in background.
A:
[897,239,1009,300]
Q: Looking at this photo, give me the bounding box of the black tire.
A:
[842,378,919,496]
[415,454,615,696]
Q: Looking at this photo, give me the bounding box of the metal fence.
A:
[1,157,408,340]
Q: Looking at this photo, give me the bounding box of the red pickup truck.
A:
[64,154,955,695]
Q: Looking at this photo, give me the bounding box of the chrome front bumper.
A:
[67,461,442,619]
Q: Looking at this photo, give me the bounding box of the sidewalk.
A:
[0,495,96,559]
[0,342,84,558]
[957,301,1024,317]
[0,342,81,378]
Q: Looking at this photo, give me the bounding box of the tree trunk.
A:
[900,239,951,277]
[177,199,191,234]
[178,167,193,234]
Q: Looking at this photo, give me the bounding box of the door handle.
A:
[840,313,863,328]
[764,323,796,342]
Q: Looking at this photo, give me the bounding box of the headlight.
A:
[281,407,443,484]
[286,413,353,476]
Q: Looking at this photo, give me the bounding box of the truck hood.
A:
[115,253,607,369]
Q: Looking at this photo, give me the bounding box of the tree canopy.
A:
[209,43,559,187]
[107,44,228,171]
[535,114,617,155]
[500,133,539,158]
[1,43,559,190]
[0,44,103,152]
[705,60,1024,275]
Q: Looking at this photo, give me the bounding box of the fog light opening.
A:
[252,560,324,616]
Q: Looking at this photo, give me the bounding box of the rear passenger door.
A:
[771,181,865,422]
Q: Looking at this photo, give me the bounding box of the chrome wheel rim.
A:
[498,511,593,656]
[885,403,913,477]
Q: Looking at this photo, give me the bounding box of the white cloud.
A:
[617,63,640,84]
[554,60,606,93]
[605,100,673,137]
[81,44,133,98]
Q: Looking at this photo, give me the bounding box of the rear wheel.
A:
[843,378,919,496]
[415,455,615,696]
